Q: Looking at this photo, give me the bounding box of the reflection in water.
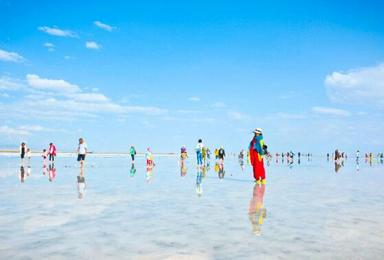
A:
[130,163,137,177]
[77,167,86,199]
[196,167,203,197]
[19,166,25,183]
[146,165,154,182]
[248,183,267,236]
[180,158,187,177]
[216,162,225,179]
[48,164,56,182]
[334,159,344,173]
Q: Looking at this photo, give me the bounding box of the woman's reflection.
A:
[77,167,86,199]
[48,164,56,182]
[248,183,267,236]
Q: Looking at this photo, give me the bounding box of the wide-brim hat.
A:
[252,128,263,134]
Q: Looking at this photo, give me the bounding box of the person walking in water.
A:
[19,142,27,162]
[130,145,137,163]
[146,147,154,166]
[218,146,226,163]
[77,138,88,167]
[48,143,57,162]
[195,139,204,166]
[249,128,267,184]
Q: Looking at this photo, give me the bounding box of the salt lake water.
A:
[0,155,383,259]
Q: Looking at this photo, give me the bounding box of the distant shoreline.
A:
[0,150,176,157]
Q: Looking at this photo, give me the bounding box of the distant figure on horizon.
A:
[26,148,32,163]
[48,143,57,162]
[218,146,226,163]
[42,149,48,165]
[146,147,154,166]
[77,138,88,167]
[180,145,188,159]
[195,139,204,166]
[249,128,267,184]
[19,142,27,161]
[130,145,137,163]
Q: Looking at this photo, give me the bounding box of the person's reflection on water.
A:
[146,165,153,182]
[48,164,56,182]
[130,163,137,177]
[19,165,25,183]
[77,167,86,199]
[248,183,267,236]
[180,155,187,177]
[196,167,203,197]
[334,160,343,173]
[218,162,225,179]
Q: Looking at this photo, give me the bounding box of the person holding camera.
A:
[249,128,267,184]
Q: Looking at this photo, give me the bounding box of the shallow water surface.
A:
[0,156,383,259]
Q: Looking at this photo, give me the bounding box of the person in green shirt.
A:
[130,145,137,163]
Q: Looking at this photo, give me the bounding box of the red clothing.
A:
[49,145,57,156]
[250,139,265,180]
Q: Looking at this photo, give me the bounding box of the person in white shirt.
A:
[77,138,88,167]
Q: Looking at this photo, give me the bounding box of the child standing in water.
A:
[130,145,137,163]
[77,138,88,167]
[26,148,32,163]
[195,139,204,166]
[146,147,154,166]
[249,128,267,184]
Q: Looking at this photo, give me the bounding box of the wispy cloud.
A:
[26,74,80,93]
[0,76,24,90]
[85,41,101,50]
[0,49,24,62]
[38,26,76,37]
[94,21,115,31]
[0,74,167,121]
[211,101,226,108]
[227,111,250,120]
[325,63,384,107]
[43,42,55,51]
[189,96,200,102]
[0,125,49,136]
[312,106,351,117]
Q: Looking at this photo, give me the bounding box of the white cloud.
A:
[0,125,48,136]
[0,93,10,98]
[325,64,384,106]
[227,111,250,120]
[26,74,80,93]
[0,74,168,121]
[38,26,76,37]
[43,42,55,51]
[94,21,115,31]
[0,49,24,62]
[189,96,200,102]
[85,41,101,50]
[211,102,226,108]
[0,76,23,90]
[312,106,351,117]
[0,125,29,135]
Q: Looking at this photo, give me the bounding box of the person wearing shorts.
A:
[77,138,88,167]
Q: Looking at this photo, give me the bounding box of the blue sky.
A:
[1,0,384,153]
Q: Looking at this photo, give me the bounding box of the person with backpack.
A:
[249,128,267,184]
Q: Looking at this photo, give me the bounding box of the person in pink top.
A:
[48,143,57,162]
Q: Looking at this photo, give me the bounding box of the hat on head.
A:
[253,128,263,134]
